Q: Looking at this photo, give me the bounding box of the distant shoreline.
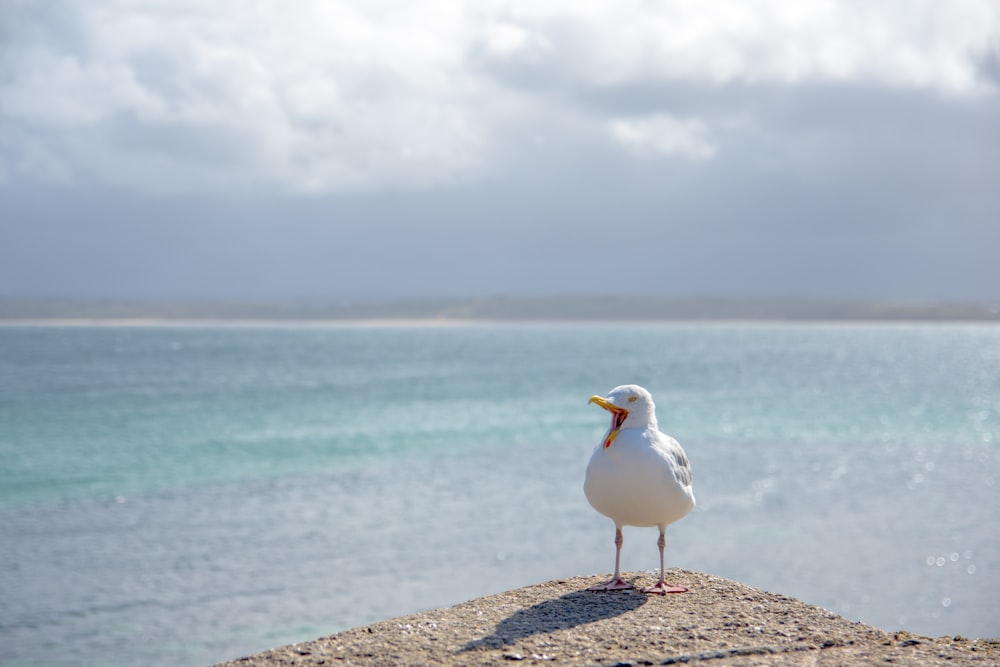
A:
[1,317,999,328]
[0,318,484,328]
[2,295,999,323]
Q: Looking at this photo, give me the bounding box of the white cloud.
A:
[1,0,488,192]
[483,0,999,91]
[0,0,997,193]
[481,22,547,60]
[610,114,716,160]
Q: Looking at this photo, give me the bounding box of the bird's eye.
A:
[628,396,637,403]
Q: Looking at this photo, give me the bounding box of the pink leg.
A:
[588,527,634,591]
[643,528,687,594]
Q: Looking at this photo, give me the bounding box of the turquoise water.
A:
[1,323,998,666]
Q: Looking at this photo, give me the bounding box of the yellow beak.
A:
[588,395,616,411]
[589,395,629,448]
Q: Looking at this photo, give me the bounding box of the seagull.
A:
[584,384,695,594]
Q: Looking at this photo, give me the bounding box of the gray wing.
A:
[671,445,693,488]
[654,432,693,488]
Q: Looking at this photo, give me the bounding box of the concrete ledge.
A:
[215,570,998,666]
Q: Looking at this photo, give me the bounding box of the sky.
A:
[1,1,999,303]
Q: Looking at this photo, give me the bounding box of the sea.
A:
[1,322,998,667]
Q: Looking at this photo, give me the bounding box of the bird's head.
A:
[589,384,658,448]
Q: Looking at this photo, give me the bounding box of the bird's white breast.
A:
[584,427,695,528]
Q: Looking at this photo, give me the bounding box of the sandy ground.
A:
[214,570,998,667]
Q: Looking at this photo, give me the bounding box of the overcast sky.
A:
[1,1,998,302]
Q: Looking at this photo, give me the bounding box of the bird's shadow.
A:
[461,586,647,652]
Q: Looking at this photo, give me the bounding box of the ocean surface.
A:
[1,322,998,667]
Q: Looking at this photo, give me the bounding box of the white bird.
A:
[584,384,695,594]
